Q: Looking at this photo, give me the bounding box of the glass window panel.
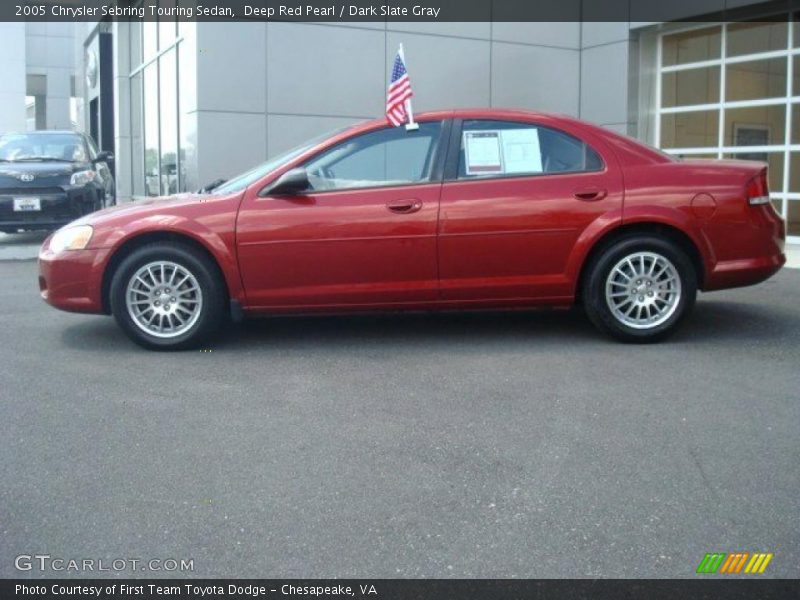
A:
[726,152,784,193]
[661,67,720,108]
[726,20,788,57]
[725,57,787,101]
[723,105,786,146]
[677,153,719,160]
[661,111,719,148]
[131,72,144,197]
[789,153,800,193]
[455,120,602,178]
[303,122,442,190]
[178,41,197,192]
[771,197,784,217]
[662,26,721,66]
[143,22,158,59]
[792,104,800,144]
[793,55,800,96]
[143,63,160,197]
[794,14,800,48]
[159,50,178,195]
[159,0,178,47]
[130,20,142,71]
[787,200,800,236]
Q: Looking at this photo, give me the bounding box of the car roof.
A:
[356,108,574,126]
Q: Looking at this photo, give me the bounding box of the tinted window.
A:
[0,133,88,162]
[85,135,99,159]
[457,120,603,179]
[304,122,442,191]
[213,127,352,195]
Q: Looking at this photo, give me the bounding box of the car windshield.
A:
[212,125,353,195]
[0,133,88,162]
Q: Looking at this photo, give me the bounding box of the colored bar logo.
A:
[696,552,773,574]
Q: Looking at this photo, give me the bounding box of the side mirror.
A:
[262,168,310,196]
[94,151,114,164]
[198,178,227,193]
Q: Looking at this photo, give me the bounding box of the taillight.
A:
[746,171,770,205]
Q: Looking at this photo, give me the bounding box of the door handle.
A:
[386,199,422,214]
[573,188,607,201]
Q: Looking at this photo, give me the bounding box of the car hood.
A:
[69,192,224,227]
[0,161,89,176]
[0,161,91,187]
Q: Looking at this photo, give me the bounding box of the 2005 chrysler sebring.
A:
[39,109,786,350]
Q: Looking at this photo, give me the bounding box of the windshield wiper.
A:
[198,178,227,193]
[13,157,74,162]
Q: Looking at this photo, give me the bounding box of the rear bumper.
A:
[703,202,786,291]
[38,243,110,314]
[705,252,786,290]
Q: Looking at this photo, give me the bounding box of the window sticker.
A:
[464,131,502,175]
[501,128,542,174]
[463,128,543,176]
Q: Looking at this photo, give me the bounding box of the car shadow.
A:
[677,300,797,343]
[59,298,795,353]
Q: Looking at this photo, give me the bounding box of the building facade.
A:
[0,21,79,133]
[0,2,797,244]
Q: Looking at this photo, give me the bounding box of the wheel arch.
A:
[574,221,707,301]
[100,231,232,315]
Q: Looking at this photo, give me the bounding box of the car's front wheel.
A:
[109,243,226,350]
[582,235,697,342]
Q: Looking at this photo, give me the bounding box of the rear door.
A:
[438,118,623,301]
[236,120,448,308]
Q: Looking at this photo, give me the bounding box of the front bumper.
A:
[38,243,111,314]
[0,186,99,231]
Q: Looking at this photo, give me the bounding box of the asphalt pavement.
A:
[0,259,798,578]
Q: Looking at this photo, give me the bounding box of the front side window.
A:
[457,120,603,179]
[303,121,442,192]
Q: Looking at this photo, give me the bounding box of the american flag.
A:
[386,50,413,127]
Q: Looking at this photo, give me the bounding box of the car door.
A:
[236,120,447,308]
[438,118,624,301]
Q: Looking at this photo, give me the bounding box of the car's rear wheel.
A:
[109,243,225,350]
[582,235,697,342]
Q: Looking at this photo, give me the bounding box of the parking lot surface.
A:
[0,259,798,578]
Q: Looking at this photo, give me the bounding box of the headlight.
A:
[70,170,97,186]
[49,225,94,253]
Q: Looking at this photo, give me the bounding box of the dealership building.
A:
[0,0,798,245]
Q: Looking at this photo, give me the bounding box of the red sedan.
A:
[38,109,786,349]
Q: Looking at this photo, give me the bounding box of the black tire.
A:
[109,242,226,350]
[581,235,697,343]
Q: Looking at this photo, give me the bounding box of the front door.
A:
[236,121,446,308]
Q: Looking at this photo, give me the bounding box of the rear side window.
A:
[303,121,442,192]
[457,120,603,179]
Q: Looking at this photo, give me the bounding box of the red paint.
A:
[39,109,786,316]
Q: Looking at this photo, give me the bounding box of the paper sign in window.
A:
[464,131,502,175]
[501,128,542,174]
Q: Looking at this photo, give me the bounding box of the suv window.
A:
[457,120,603,179]
[304,121,442,192]
[85,135,100,159]
[0,133,88,162]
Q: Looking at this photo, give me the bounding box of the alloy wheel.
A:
[125,261,203,338]
[604,251,682,329]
